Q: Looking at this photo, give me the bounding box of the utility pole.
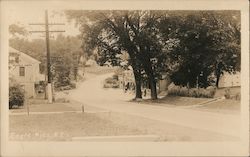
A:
[29,10,65,103]
[45,10,52,103]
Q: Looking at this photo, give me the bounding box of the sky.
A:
[8,7,80,39]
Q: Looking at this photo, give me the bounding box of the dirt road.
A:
[68,73,241,140]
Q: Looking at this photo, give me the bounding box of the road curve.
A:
[68,73,241,139]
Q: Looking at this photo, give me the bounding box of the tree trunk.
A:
[144,65,158,100]
[134,70,142,99]
[216,73,220,88]
[215,62,223,88]
[131,64,142,99]
[149,76,157,100]
[140,53,158,100]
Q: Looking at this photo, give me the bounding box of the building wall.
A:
[218,72,240,88]
[10,64,39,82]
[18,82,35,98]
[10,65,40,98]
[158,79,170,92]
[9,50,43,98]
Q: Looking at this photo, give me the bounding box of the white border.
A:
[1,0,249,156]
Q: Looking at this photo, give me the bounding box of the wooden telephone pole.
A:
[29,10,65,103]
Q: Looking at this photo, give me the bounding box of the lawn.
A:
[9,112,237,142]
[9,112,145,141]
[135,87,240,111]
[10,102,75,113]
[196,99,240,114]
[137,95,210,107]
[214,86,240,98]
[95,112,238,141]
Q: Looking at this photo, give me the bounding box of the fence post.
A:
[82,104,84,113]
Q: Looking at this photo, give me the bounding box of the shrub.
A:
[188,88,200,97]
[235,93,241,101]
[69,82,76,89]
[179,86,189,96]
[60,85,72,91]
[9,85,25,109]
[224,88,231,99]
[188,88,196,97]
[167,83,181,96]
[206,86,216,97]
[224,88,240,101]
[167,83,216,98]
[56,82,76,91]
[198,88,206,97]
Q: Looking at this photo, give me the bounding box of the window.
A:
[19,67,25,76]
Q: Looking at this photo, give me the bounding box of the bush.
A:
[235,93,241,101]
[188,88,199,97]
[167,83,180,95]
[223,88,240,101]
[206,86,216,97]
[9,85,25,109]
[224,88,231,99]
[179,86,189,96]
[56,82,76,91]
[59,86,72,91]
[69,82,76,89]
[167,83,216,98]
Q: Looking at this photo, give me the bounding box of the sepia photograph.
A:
[0,0,249,156]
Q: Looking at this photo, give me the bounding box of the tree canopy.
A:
[65,10,240,99]
[9,24,29,37]
[9,10,240,99]
[158,11,240,88]
[65,10,175,99]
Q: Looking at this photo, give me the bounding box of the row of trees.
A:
[65,10,240,100]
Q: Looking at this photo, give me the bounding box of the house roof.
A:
[9,47,41,64]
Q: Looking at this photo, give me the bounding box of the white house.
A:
[9,47,45,98]
[218,72,240,88]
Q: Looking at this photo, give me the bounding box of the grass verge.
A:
[136,96,210,107]
[9,112,145,141]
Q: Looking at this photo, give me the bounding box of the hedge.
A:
[168,83,216,98]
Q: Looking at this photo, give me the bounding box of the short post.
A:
[82,104,84,113]
[27,103,29,116]
[25,95,30,116]
[24,86,29,116]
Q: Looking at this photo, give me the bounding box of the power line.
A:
[29,30,65,33]
[29,23,65,25]
[29,10,65,103]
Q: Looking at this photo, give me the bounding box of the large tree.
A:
[158,11,240,88]
[9,24,29,37]
[50,34,83,87]
[65,10,170,99]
